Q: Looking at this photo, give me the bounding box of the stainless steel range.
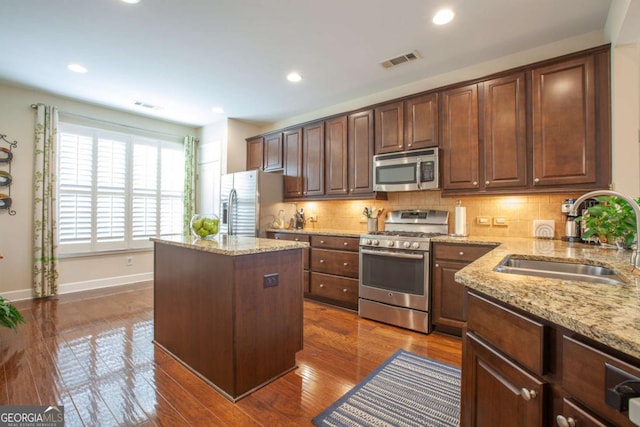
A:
[358,209,449,333]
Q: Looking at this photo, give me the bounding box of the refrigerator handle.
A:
[228,188,237,235]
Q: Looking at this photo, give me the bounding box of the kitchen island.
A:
[151,235,308,402]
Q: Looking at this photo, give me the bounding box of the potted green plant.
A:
[578,196,639,249]
[0,296,24,331]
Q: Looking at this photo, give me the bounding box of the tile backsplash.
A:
[293,191,582,239]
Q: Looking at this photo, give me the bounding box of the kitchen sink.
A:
[494,255,627,285]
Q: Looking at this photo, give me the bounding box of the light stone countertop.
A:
[445,236,640,360]
[152,234,308,256]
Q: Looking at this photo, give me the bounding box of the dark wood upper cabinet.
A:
[325,115,349,196]
[405,93,439,150]
[283,128,303,198]
[263,132,283,171]
[246,136,264,171]
[348,109,375,194]
[441,84,480,190]
[375,101,404,154]
[483,72,527,189]
[303,122,325,197]
[532,56,597,187]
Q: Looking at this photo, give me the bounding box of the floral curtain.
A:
[183,135,197,235]
[33,104,59,297]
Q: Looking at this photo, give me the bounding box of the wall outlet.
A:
[308,215,318,222]
[493,217,508,226]
[126,256,133,266]
[476,216,491,225]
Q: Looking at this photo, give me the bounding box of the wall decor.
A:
[0,133,17,215]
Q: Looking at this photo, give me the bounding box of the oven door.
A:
[359,248,429,311]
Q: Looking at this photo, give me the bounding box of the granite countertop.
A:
[152,234,308,256]
[266,227,362,237]
[450,236,640,360]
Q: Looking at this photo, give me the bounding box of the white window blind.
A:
[58,122,184,254]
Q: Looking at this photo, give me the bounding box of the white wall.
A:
[0,83,196,300]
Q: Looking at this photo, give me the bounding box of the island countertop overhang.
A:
[152,234,308,256]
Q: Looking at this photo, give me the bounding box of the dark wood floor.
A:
[0,283,462,426]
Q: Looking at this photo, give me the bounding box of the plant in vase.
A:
[0,296,24,331]
[577,196,639,249]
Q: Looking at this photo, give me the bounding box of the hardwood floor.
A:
[0,283,462,426]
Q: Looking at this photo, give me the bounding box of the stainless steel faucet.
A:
[570,190,640,269]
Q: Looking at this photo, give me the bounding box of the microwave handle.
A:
[416,160,422,190]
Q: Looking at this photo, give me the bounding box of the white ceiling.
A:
[0,0,630,127]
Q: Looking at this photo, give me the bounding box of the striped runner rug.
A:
[312,349,460,427]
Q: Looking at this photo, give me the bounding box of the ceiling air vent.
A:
[134,101,162,110]
[381,50,421,69]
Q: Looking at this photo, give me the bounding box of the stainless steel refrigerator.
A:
[219,170,284,237]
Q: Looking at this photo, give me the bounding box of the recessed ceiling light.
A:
[67,63,88,73]
[287,72,302,83]
[432,9,455,25]
[212,107,225,114]
[121,0,141,4]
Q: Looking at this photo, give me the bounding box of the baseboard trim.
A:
[3,273,154,301]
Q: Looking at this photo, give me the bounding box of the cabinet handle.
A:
[275,236,280,239]
[555,415,576,427]
[520,388,537,401]
[435,263,440,267]
[459,251,464,256]
[342,288,348,293]
[343,242,348,246]
[319,259,325,263]
[320,240,325,244]
[343,262,348,266]
[485,180,490,185]
[294,238,299,241]
[473,181,478,186]
[534,178,540,183]
[319,283,325,288]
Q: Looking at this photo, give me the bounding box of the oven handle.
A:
[360,248,425,260]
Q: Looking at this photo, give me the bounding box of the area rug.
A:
[312,349,460,427]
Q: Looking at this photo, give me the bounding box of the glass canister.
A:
[190,214,220,240]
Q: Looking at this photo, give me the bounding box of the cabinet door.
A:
[463,332,545,427]
[441,84,480,190]
[348,109,375,194]
[263,132,283,171]
[283,128,303,198]
[246,136,264,171]
[432,260,467,335]
[483,72,527,189]
[325,115,349,195]
[303,122,325,197]
[532,56,596,186]
[375,101,404,154]
[406,93,438,150]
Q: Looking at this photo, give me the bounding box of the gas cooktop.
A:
[366,231,448,239]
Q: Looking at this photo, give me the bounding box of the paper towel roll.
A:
[454,206,467,236]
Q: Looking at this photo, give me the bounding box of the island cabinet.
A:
[432,243,494,336]
[462,290,640,426]
[153,239,304,402]
[310,235,360,310]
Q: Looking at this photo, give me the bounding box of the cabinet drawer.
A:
[467,291,545,375]
[310,273,358,305]
[311,235,359,252]
[563,336,640,426]
[433,243,494,262]
[270,232,310,243]
[311,249,359,278]
[558,398,608,427]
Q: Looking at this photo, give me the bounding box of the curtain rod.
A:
[30,104,198,142]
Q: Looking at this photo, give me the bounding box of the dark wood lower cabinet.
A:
[463,290,640,427]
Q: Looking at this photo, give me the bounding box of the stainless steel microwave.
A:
[373,148,439,192]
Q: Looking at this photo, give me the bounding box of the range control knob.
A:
[386,240,394,247]
[372,239,380,246]
[364,239,372,245]
[403,241,411,248]
[411,242,421,249]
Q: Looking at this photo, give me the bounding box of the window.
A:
[58,122,184,254]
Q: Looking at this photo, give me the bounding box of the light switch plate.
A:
[533,220,555,239]
[476,216,491,225]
